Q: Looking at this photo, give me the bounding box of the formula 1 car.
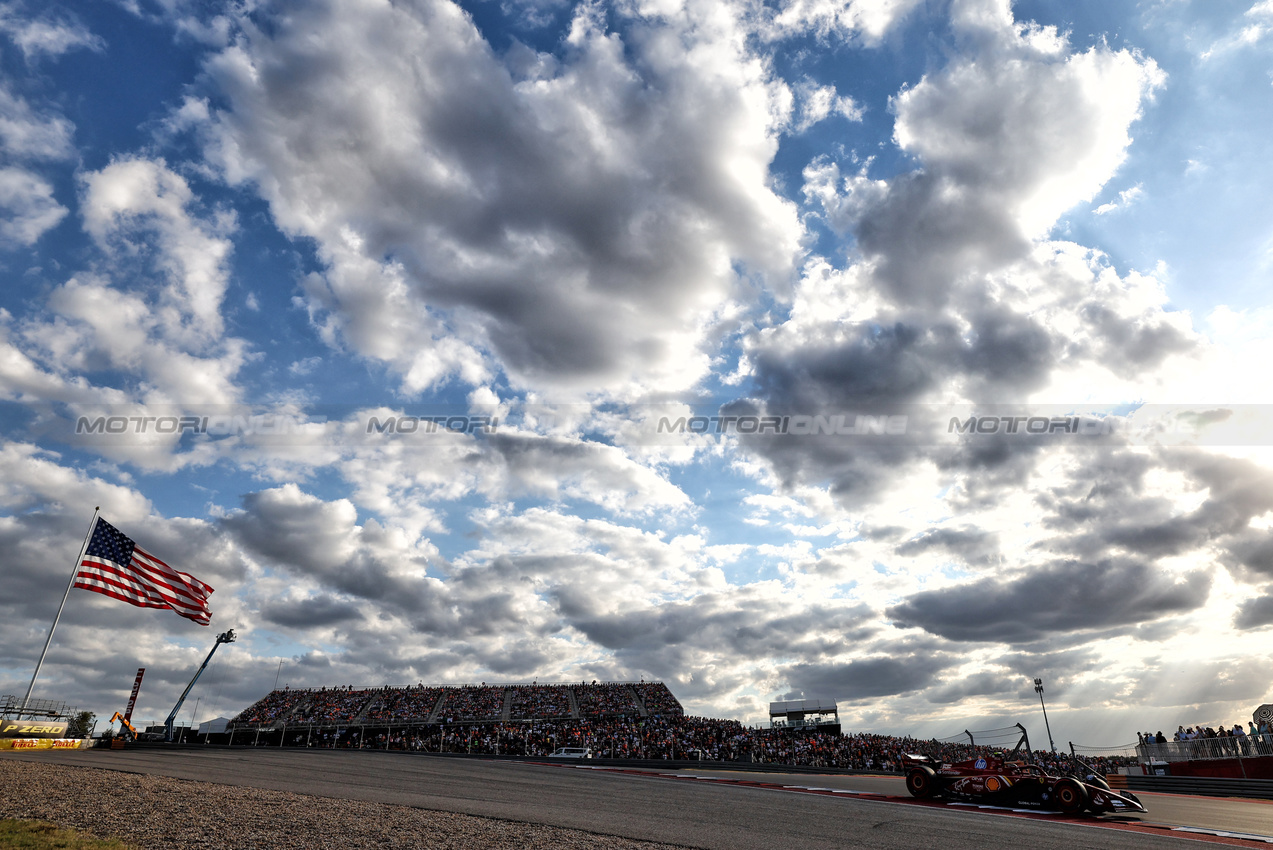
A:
[902,750,1146,815]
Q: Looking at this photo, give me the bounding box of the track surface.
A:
[6,749,1272,849]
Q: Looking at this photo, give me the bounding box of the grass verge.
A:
[0,819,135,849]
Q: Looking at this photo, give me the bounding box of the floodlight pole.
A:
[1034,678,1056,753]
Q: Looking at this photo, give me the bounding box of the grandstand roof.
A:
[769,698,837,717]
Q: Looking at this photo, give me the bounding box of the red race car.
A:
[902,751,1146,815]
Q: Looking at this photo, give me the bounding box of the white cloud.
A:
[791,78,864,134]
[767,0,925,43]
[894,2,1165,238]
[80,158,236,348]
[0,81,75,160]
[195,0,802,396]
[0,3,104,60]
[1201,0,1273,58]
[0,158,252,473]
[1093,183,1145,215]
[0,166,65,244]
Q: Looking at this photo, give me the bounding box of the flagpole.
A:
[20,507,100,717]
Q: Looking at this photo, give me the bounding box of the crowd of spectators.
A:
[230,688,306,725]
[633,682,682,715]
[438,685,506,722]
[231,686,378,726]
[1136,720,1273,759]
[574,683,640,716]
[229,707,1136,776]
[233,682,678,727]
[291,686,375,725]
[363,686,446,723]
[508,685,573,720]
[230,684,1146,776]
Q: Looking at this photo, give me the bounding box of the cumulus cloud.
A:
[0,82,75,160]
[791,78,863,133]
[0,166,65,244]
[887,557,1211,644]
[767,0,926,43]
[737,0,1182,515]
[1201,0,1273,58]
[5,158,252,411]
[193,0,802,396]
[0,3,104,60]
[7,0,1272,736]
[0,66,75,246]
[784,652,952,700]
[870,6,1164,298]
[1093,184,1145,215]
[80,158,235,343]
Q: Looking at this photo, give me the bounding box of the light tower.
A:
[1033,677,1056,753]
[165,629,237,741]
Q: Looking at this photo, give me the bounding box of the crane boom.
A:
[165,629,236,741]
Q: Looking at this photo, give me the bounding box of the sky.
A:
[2,0,1272,748]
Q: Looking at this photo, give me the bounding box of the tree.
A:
[67,710,96,738]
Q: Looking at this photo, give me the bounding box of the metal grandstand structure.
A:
[0,694,81,721]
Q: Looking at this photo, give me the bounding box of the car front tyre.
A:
[1054,778,1088,814]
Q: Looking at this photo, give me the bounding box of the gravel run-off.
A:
[0,758,691,849]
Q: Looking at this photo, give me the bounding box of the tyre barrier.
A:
[1121,774,1273,800]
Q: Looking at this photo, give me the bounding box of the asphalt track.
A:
[6,749,1273,849]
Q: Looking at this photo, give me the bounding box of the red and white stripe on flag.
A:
[73,518,213,625]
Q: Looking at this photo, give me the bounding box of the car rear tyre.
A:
[1054,778,1088,814]
[906,765,937,798]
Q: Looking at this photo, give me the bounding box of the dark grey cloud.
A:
[852,171,1029,308]
[994,647,1103,683]
[1077,301,1194,368]
[895,526,998,564]
[925,671,1017,705]
[783,653,952,701]
[220,487,539,644]
[562,591,877,661]
[1036,449,1273,579]
[1235,591,1273,630]
[887,558,1211,644]
[260,595,363,628]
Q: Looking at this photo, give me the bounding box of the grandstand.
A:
[229,681,682,736]
[222,683,1141,775]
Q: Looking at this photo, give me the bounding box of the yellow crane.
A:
[108,711,139,742]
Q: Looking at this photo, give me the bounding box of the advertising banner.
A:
[0,737,87,750]
[0,719,69,739]
[125,667,145,723]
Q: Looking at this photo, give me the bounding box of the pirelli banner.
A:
[0,719,87,749]
[0,738,88,748]
[0,720,69,738]
[0,738,88,750]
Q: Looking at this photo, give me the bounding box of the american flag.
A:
[74,518,213,625]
